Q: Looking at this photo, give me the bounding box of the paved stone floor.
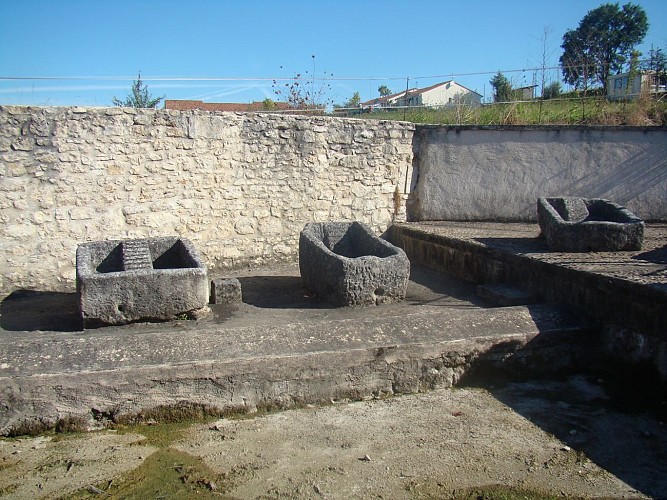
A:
[398,221,667,289]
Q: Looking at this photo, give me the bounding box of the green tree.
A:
[342,92,361,108]
[378,85,392,96]
[559,3,648,90]
[542,81,562,100]
[112,73,164,108]
[490,72,513,102]
[261,98,277,110]
[642,46,667,88]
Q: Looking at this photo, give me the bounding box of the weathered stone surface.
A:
[76,237,208,326]
[476,283,537,307]
[0,106,414,296]
[389,221,666,340]
[299,221,410,306]
[0,301,591,436]
[210,278,242,304]
[537,197,644,252]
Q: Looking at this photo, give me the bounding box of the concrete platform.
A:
[388,222,667,338]
[1,222,665,436]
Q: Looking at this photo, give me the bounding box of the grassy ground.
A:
[342,96,667,126]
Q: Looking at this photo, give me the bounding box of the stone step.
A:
[121,240,153,271]
[0,303,593,434]
[476,283,537,307]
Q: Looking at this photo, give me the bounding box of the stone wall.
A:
[0,106,414,296]
[411,125,667,222]
[4,107,666,297]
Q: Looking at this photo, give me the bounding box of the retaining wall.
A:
[2,106,666,296]
[410,126,667,222]
[0,106,414,296]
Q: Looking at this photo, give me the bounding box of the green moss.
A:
[115,421,196,448]
[111,401,229,426]
[68,448,238,499]
[453,486,561,499]
[5,415,88,438]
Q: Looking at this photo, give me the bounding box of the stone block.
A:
[537,197,644,252]
[76,237,209,327]
[299,221,410,306]
[210,278,242,304]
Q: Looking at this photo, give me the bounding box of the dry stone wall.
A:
[0,106,415,296]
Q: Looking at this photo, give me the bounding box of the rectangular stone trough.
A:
[537,197,644,252]
[299,221,410,306]
[76,237,209,327]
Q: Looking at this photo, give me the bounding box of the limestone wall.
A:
[411,126,667,222]
[0,106,414,295]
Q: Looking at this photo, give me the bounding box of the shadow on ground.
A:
[234,264,489,310]
[633,244,667,265]
[236,275,331,309]
[0,290,82,332]
[485,375,667,498]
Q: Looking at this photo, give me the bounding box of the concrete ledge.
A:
[0,304,590,435]
[388,222,667,383]
[388,222,666,339]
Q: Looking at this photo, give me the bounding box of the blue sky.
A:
[1,0,666,107]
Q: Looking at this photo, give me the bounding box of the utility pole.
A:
[403,77,410,120]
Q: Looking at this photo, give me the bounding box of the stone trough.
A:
[537,197,644,252]
[76,237,209,327]
[299,221,410,306]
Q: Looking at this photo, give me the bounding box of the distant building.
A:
[164,100,291,112]
[361,81,482,110]
[514,85,538,100]
[360,89,409,110]
[607,71,666,100]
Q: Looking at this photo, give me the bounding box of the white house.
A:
[394,81,482,108]
[607,71,666,100]
[360,89,409,110]
[361,80,482,110]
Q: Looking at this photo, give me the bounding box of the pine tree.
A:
[112,73,164,108]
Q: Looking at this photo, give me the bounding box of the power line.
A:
[0,60,654,84]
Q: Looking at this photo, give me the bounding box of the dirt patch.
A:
[2,377,663,499]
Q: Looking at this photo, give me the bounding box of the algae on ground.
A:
[69,417,237,499]
[69,447,234,499]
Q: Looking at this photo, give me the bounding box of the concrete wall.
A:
[411,126,667,222]
[0,106,414,296]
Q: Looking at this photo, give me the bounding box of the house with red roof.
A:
[164,100,291,112]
